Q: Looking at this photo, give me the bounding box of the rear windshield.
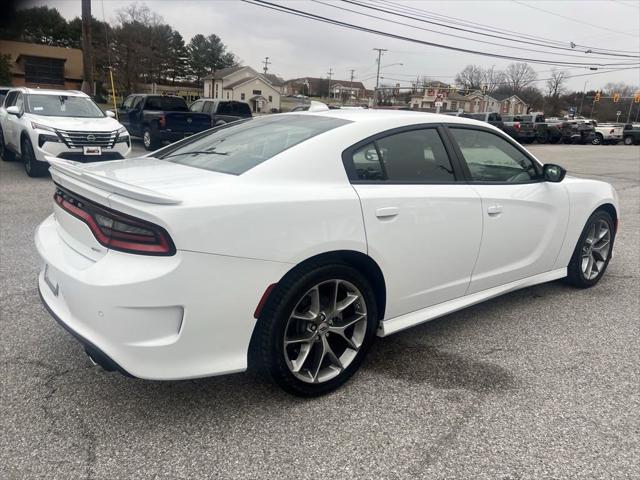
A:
[145,96,188,111]
[155,114,350,175]
[25,94,105,118]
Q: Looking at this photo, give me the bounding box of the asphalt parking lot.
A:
[1,143,639,479]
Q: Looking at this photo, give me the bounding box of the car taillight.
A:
[514,122,520,130]
[54,186,176,256]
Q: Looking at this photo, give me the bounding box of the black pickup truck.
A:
[520,112,562,144]
[501,115,537,143]
[189,99,252,126]
[118,94,211,151]
[623,123,640,145]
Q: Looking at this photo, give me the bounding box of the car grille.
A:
[56,129,118,148]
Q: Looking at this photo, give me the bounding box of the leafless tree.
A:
[483,67,505,93]
[546,69,568,98]
[504,63,537,92]
[455,65,484,90]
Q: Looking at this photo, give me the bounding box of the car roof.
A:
[282,108,498,129]
[8,87,88,97]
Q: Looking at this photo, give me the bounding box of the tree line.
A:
[0,5,238,98]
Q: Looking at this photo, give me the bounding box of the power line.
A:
[341,0,640,58]
[310,0,635,61]
[242,0,640,68]
[372,0,639,55]
[512,0,640,39]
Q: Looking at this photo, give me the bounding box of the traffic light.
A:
[635,92,640,103]
[613,93,620,103]
[594,91,601,102]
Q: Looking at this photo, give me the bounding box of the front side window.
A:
[156,115,350,175]
[349,128,456,182]
[4,91,18,108]
[449,128,540,183]
[26,94,104,118]
[122,95,134,109]
[189,101,203,112]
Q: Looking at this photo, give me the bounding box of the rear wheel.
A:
[253,263,378,397]
[566,210,615,288]
[0,126,15,161]
[592,133,603,145]
[623,136,634,146]
[536,133,549,144]
[22,136,47,177]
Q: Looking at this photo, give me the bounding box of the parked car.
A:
[117,94,211,151]
[520,112,562,144]
[501,114,537,144]
[189,99,252,126]
[459,111,505,130]
[583,120,624,145]
[622,123,640,145]
[0,87,131,177]
[36,110,618,396]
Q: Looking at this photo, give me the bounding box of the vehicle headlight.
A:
[31,122,56,133]
[116,126,129,136]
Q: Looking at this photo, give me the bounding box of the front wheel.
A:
[253,264,378,396]
[592,134,603,145]
[566,210,615,288]
[142,127,161,151]
[22,136,48,177]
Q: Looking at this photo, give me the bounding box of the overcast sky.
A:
[25,0,640,91]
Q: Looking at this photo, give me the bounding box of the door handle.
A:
[487,204,503,215]
[375,207,399,218]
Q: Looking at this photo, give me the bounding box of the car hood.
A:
[29,115,123,132]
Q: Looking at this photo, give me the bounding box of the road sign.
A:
[434,101,444,107]
[617,110,622,115]
[569,106,577,114]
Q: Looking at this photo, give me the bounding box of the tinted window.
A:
[238,103,251,115]
[131,96,143,110]
[189,100,203,112]
[502,115,514,122]
[26,94,104,118]
[450,128,540,183]
[162,97,188,111]
[217,102,232,114]
[488,113,502,121]
[351,143,385,181]
[156,115,350,175]
[14,93,24,111]
[145,96,162,110]
[469,113,486,121]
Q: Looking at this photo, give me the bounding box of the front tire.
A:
[22,136,48,177]
[592,134,602,145]
[253,263,378,397]
[566,210,615,288]
[142,127,161,151]
[0,126,15,161]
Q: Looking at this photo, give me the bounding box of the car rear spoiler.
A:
[46,157,182,205]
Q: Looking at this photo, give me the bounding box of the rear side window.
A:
[348,128,456,183]
[217,102,233,114]
[449,128,540,183]
[145,96,162,110]
[488,113,502,121]
[238,103,251,115]
[161,97,188,111]
[156,115,350,175]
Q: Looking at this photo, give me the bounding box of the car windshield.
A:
[156,114,350,175]
[26,94,105,118]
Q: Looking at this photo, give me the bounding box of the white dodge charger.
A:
[36,110,618,396]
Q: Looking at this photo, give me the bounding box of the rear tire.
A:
[592,134,602,145]
[566,210,615,288]
[22,136,48,177]
[0,127,15,161]
[253,263,378,397]
[623,136,633,146]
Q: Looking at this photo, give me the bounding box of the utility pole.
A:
[373,48,387,106]
[80,0,94,95]
[627,97,634,123]
[262,56,271,75]
[349,69,355,104]
[578,80,588,117]
[327,68,333,99]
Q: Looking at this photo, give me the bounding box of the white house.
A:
[202,66,283,113]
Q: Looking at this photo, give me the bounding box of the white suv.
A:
[0,88,131,177]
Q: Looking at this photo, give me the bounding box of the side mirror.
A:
[6,105,21,116]
[105,110,116,118]
[543,163,566,183]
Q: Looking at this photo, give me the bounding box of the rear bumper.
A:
[36,214,291,380]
